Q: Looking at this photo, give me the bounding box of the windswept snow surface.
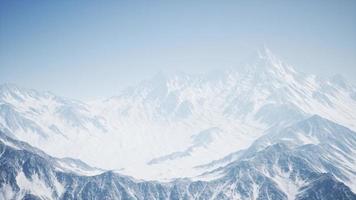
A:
[0,48,356,181]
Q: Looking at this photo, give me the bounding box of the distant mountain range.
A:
[0,48,355,199]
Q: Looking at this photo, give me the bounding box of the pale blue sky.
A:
[1,0,355,100]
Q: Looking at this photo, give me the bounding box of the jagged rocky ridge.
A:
[1,115,355,200]
[0,48,356,180]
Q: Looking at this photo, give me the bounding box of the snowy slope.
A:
[198,115,356,196]
[1,123,355,200]
[0,48,355,180]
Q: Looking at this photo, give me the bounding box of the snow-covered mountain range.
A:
[1,115,355,199]
[0,48,356,199]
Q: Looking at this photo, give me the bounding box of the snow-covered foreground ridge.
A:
[0,115,355,199]
[0,48,356,182]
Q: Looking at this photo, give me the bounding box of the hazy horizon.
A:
[1,0,355,100]
[0,47,354,102]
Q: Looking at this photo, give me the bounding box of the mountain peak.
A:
[0,83,21,92]
[257,46,276,61]
[0,83,29,100]
[243,47,298,78]
[303,114,342,127]
[0,83,63,105]
[0,83,44,95]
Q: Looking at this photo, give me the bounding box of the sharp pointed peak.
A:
[239,46,298,79]
[257,45,276,60]
[0,83,61,101]
[0,83,31,96]
[256,47,284,68]
[308,114,326,122]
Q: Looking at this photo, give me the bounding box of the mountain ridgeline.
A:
[0,49,356,199]
[0,115,355,199]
